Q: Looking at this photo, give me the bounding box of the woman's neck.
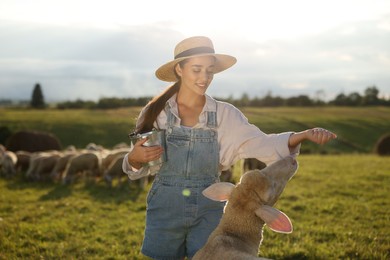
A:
[176,89,206,127]
[176,88,205,108]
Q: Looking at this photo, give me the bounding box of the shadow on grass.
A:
[39,184,73,200]
[279,253,309,260]
[82,180,145,204]
[5,174,54,191]
[2,175,146,204]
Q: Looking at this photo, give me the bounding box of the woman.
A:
[122,36,336,259]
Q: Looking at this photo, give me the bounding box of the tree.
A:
[239,93,250,107]
[347,92,362,106]
[332,93,348,106]
[286,95,313,106]
[31,83,45,109]
[363,85,379,105]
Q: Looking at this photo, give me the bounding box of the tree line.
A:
[3,83,389,109]
[55,85,390,109]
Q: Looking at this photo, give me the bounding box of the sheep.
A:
[6,130,62,152]
[25,151,61,181]
[112,142,130,150]
[85,142,105,152]
[25,152,42,179]
[193,156,298,260]
[104,154,151,189]
[62,151,102,184]
[50,152,78,182]
[220,158,266,183]
[15,151,32,173]
[103,155,127,187]
[101,148,129,172]
[0,146,18,177]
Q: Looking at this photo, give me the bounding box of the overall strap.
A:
[206,99,218,129]
[165,103,176,127]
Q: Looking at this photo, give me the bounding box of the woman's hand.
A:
[128,138,164,169]
[289,128,337,148]
[305,128,337,145]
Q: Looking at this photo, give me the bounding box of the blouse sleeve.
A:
[122,105,161,179]
[218,103,300,168]
[122,153,161,180]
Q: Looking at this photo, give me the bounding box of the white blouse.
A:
[123,94,300,180]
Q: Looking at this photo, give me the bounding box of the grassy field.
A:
[1,106,390,153]
[0,106,389,259]
[0,155,389,259]
[0,108,141,149]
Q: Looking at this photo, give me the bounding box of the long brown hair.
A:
[136,61,189,133]
[136,81,180,134]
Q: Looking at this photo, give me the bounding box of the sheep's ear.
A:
[255,205,293,233]
[202,182,235,201]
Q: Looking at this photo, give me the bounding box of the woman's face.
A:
[175,56,216,96]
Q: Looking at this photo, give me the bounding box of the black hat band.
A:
[175,47,215,59]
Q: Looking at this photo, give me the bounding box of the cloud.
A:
[0,14,389,102]
[224,14,390,98]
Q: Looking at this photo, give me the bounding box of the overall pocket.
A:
[146,182,161,205]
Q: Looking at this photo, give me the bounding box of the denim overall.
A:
[141,102,225,260]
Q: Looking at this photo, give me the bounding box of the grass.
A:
[1,155,389,259]
[0,179,148,260]
[241,106,390,154]
[0,107,141,149]
[0,106,389,258]
[1,106,390,153]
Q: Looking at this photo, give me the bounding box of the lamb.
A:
[103,154,127,187]
[193,156,298,260]
[50,152,78,182]
[62,151,102,184]
[25,151,61,181]
[102,148,129,172]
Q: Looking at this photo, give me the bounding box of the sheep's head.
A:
[203,156,298,233]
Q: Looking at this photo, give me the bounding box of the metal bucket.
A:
[129,130,167,167]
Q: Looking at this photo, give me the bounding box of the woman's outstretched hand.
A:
[305,128,337,145]
[289,128,337,148]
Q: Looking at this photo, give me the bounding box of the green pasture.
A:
[0,155,389,259]
[1,106,390,153]
[241,106,390,154]
[0,106,389,259]
[0,108,141,149]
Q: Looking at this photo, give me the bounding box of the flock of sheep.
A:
[0,139,248,187]
[0,143,146,187]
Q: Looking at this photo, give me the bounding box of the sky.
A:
[0,0,389,102]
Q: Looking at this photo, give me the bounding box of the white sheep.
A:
[50,152,78,181]
[0,145,17,177]
[193,156,298,260]
[62,151,102,184]
[25,151,61,181]
[103,154,126,187]
[101,148,129,172]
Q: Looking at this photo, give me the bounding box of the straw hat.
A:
[155,36,237,82]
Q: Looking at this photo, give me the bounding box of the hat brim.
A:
[155,53,237,82]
